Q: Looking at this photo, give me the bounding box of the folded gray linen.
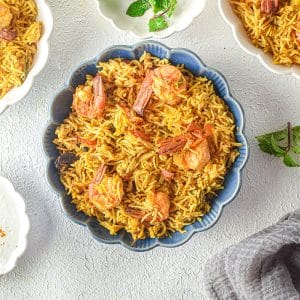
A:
[203,210,300,300]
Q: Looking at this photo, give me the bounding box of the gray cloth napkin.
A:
[203,210,300,300]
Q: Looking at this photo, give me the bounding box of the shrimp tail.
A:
[0,28,17,41]
[261,0,279,14]
[133,72,154,116]
[158,136,187,155]
[93,75,106,114]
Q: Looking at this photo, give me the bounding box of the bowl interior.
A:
[218,0,300,78]
[45,42,248,251]
[0,0,53,114]
[97,0,206,38]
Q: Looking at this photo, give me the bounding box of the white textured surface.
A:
[0,1,299,299]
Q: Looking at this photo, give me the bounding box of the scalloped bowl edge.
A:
[43,41,249,252]
[218,0,300,79]
[0,177,30,274]
[0,0,54,114]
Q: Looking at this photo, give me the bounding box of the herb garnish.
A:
[256,122,300,167]
[126,0,177,32]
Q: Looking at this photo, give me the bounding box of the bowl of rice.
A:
[0,0,53,114]
[43,41,248,251]
[219,0,300,79]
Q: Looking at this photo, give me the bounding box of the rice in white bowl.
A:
[0,177,29,275]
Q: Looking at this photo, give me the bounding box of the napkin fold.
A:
[203,210,300,300]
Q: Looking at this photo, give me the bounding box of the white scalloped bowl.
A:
[96,0,206,39]
[218,0,300,79]
[0,177,29,275]
[0,0,53,114]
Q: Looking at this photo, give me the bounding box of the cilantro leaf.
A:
[126,0,151,17]
[149,16,168,31]
[283,153,300,167]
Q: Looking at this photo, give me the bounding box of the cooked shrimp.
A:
[89,165,124,211]
[0,27,16,41]
[126,191,170,223]
[174,138,211,171]
[133,65,187,116]
[261,0,279,14]
[118,104,144,125]
[129,129,151,142]
[159,124,214,155]
[0,4,13,29]
[161,169,174,181]
[295,21,300,43]
[72,74,106,119]
[159,135,188,155]
[159,124,213,171]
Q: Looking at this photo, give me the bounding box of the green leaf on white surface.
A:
[167,0,177,17]
[126,0,151,17]
[283,153,300,167]
[149,15,168,31]
[256,123,300,167]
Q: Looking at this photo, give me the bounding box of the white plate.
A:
[218,0,300,79]
[96,0,206,39]
[0,177,29,275]
[0,0,53,114]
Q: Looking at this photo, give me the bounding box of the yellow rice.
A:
[0,0,42,98]
[54,53,240,241]
[230,0,300,66]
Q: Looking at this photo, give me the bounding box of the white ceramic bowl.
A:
[218,0,300,79]
[0,0,53,114]
[0,177,29,275]
[96,0,206,39]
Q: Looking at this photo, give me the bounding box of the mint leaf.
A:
[283,153,300,167]
[293,126,300,143]
[167,0,177,17]
[149,16,168,31]
[126,0,151,17]
[270,135,286,157]
[293,146,300,154]
[256,129,287,155]
[257,123,300,167]
[149,0,168,13]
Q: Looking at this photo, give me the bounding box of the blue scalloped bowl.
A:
[43,41,249,252]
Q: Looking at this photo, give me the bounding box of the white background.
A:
[0,1,299,299]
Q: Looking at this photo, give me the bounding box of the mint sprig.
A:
[126,0,177,32]
[149,15,168,31]
[256,122,300,167]
[126,0,151,17]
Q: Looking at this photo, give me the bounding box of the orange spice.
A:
[0,228,6,238]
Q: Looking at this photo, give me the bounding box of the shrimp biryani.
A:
[230,0,300,66]
[0,0,42,98]
[54,53,240,241]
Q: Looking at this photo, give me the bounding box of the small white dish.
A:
[0,0,53,114]
[96,0,206,39]
[0,177,29,275]
[218,0,300,79]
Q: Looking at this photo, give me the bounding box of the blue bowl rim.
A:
[42,40,249,252]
